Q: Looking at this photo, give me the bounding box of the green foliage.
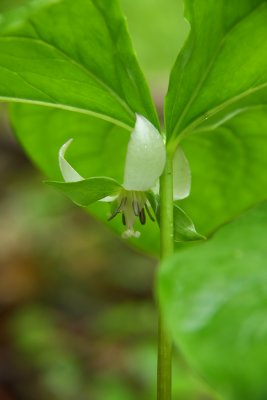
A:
[11,105,129,182]
[165,0,267,139]
[158,201,267,399]
[181,107,267,236]
[164,0,267,238]
[0,0,164,254]
[0,0,158,129]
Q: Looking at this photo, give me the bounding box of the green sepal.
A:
[46,177,121,207]
[146,192,205,243]
[173,203,206,242]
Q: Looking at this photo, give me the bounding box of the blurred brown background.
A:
[0,103,160,399]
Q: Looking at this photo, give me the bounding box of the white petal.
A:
[173,146,191,200]
[152,180,159,195]
[123,115,166,191]
[59,139,83,182]
[99,195,119,202]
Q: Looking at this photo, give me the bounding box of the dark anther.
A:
[122,213,126,226]
[139,208,146,225]
[118,197,127,211]
[108,197,126,221]
[132,200,140,216]
[108,208,120,221]
[145,203,155,222]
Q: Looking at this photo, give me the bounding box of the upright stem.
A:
[157,151,174,400]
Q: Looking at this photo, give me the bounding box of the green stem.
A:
[157,151,174,400]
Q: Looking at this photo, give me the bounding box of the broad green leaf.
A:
[2,0,161,255]
[165,0,267,139]
[11,105,129,181]
[164,0,267,237]
[180,107,267,236]
[47,177,122,206]
[158,201,267,399]
[0,0,159,130]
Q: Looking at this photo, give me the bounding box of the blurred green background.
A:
[0,0,217,398]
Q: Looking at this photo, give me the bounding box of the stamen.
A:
[108,207,120,221]
[139,208,146,225]
[120,197,127,210]
[107,190,152,238]
[108,197,127,221]
[132,200,140,216]
[145,202,155,222]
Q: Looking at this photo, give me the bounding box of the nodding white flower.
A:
[59,115,191,238]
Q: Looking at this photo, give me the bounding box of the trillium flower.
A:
[56,115,191,239]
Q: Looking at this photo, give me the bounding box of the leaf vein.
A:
[1,34,135,120]
[171,2,267,138]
